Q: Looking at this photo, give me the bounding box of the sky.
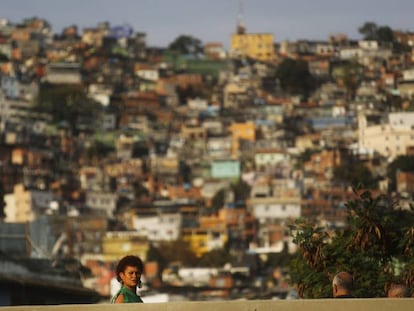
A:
[1,0,414,48]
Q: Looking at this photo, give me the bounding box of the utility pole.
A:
[0,181,6,221]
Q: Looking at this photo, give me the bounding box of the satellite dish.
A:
[192,177,204,187]
[49,201,59,211]
[32,121,45,134]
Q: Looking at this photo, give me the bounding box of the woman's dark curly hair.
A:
[115,255,144,282]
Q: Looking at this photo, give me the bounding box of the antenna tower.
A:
[237,0,246,34]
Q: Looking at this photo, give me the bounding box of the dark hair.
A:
[115,255,144,282]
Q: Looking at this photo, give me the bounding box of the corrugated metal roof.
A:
[0,223,26,255]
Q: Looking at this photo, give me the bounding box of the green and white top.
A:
[111,286,143,303]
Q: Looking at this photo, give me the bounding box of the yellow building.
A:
[229,122,256,156]
[182,228,228,258]
[231,32,275,62]
[102,231,149,261]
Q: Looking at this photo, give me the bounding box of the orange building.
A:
[303,149,342,179]
[183,207,255,257]
[228,122,256,156]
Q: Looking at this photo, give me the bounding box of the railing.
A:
[1,299,414,311]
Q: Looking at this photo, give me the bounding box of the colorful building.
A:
[231,32,275,62]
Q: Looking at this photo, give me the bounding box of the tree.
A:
[333,162,377,189]
[146,243,167,269]
[132,180,150,200]
[168,35,203,56]
[332,60,363,100]
[377,26,394,43]
[211,188,226,213]
[198,248,234,267]
[34,84,100,133]
[0,52,9,62]
[289,188,414,298]
[295,149,320,170]
[231,178,251,204]
[81,140,114,165]
[276,58,315,96]
[151,239,198,268]
[264,243,293,270]
[387,155,414,191]
[358,22,394,43]
[358,22,379,40]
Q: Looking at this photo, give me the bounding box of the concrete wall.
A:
[2,299,414,311]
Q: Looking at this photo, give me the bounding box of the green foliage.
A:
[185,59,228,78]
[358,22,394,42]
[231,178,251,203]
[211,188,226,213]
[197,248,234,267]
[377,26,394,43]
[358,22,379,40]
[387,155,414,191]
[176,84,200,104]
[383,93,403,111]
[132,181,150,200]
[83,140,114,163]
[264,244,293,269]
[295,149,320,169]
[146,243,167,272]
[276,58,315,96]
[289,189,414,298]
[333,162,377,189]
[0,52,9,62]
[168,35,203,55]
[34,84,100,133]
[332,60,363,99]
[151,240,198,268]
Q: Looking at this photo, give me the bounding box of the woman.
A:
[111,255,144,303]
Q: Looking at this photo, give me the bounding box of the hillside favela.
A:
[2,12,414,307]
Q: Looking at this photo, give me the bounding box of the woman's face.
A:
[120,265,141,290]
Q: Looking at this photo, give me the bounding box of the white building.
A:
[4,183,54,223]
[132,213,182,241]
[85,191,118,217]
[135,68,159,81]
[254,149,288,168]
[358,112,414,160]
[249,196,301,224]
[206,137,232,159]
[44,62,82,84]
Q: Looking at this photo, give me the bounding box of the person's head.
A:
[387,283,410,298]
[332,271,354,298]
[115,255,144,289]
